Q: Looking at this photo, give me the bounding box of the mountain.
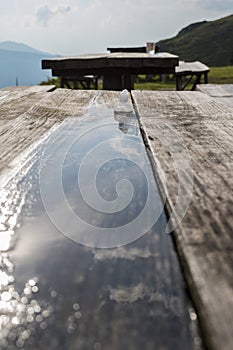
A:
[0,41,58,88]
[0,41,52,55]
[158,14,233,66]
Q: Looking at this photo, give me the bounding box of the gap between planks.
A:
[132,90,233,350]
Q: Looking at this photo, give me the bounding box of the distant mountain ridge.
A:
[1,14,232,88]
[0,41,51,55]
[158,14,233,66]
[0,41,58,88]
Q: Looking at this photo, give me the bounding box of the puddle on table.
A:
[0,105,203,349]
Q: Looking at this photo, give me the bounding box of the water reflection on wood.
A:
[0,106,203,349]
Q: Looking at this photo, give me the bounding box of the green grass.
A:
[40,66,233,90]
[134,66,233,90]
[134,81,175,90]
[208,66,233,84]
[40,77,61,88]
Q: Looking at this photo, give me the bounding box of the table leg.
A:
[123,75,134,91]
[103,75,123,90]
[103,74,134,91]
[176,76,181,91]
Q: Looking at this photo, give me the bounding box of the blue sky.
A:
[0,0,232,55]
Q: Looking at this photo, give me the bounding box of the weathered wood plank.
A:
[42,53,178,72]
[0,87,57,135]
[0,89,203,349]
[197,84,233,107]
[106,52,178,68]
[0,89,96,174]
[132,90,233,350]
[0,85,56,93]
[176,61,209,75]
[0,86,56,116]
[196,84,233,96]
[213,96,233,107]
[42,54,108,70]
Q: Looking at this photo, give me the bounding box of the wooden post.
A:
[123,75,134,91]
[103,74,134,91]
[103,74,123,90]
[94,76,98,90]
[176,76,181,91]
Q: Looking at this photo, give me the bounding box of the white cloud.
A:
[93,246,155,261]
[36,5,54,27]
[36,4,71,27]
[181,0,233,11]
[109,283,145,303]
[0,0,231,55]
[108,282,183,315]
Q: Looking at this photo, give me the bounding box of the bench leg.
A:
[61,78,72,89]
[176,76,182,91]
[191,73,201,91]
[94,76,98,90]
[192,72,208,90]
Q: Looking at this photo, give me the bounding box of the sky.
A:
[0,0,232,55]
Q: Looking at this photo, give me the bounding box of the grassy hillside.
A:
[158,14,233,66]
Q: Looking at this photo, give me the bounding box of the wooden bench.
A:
[175,61,209,91]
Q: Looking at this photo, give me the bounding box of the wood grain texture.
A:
[42,52,178,71]
[42,54,108,70]
[197,84,233,107]
[176,61,209,74]
[0,85,56,93]
[0,86,57,137]
[0,89,205,350]
[0,86,56,119]
[0,89,98,174]
[132,90,233,350]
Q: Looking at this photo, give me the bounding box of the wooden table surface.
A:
[0,86,233,350]
[42,52,179,90]
[132,90,233,350]
[197,84,233,107]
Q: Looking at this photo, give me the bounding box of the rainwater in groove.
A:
[0,104,203,349]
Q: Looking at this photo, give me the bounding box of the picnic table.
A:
[0,86,232,350]
[42,52,179,90]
